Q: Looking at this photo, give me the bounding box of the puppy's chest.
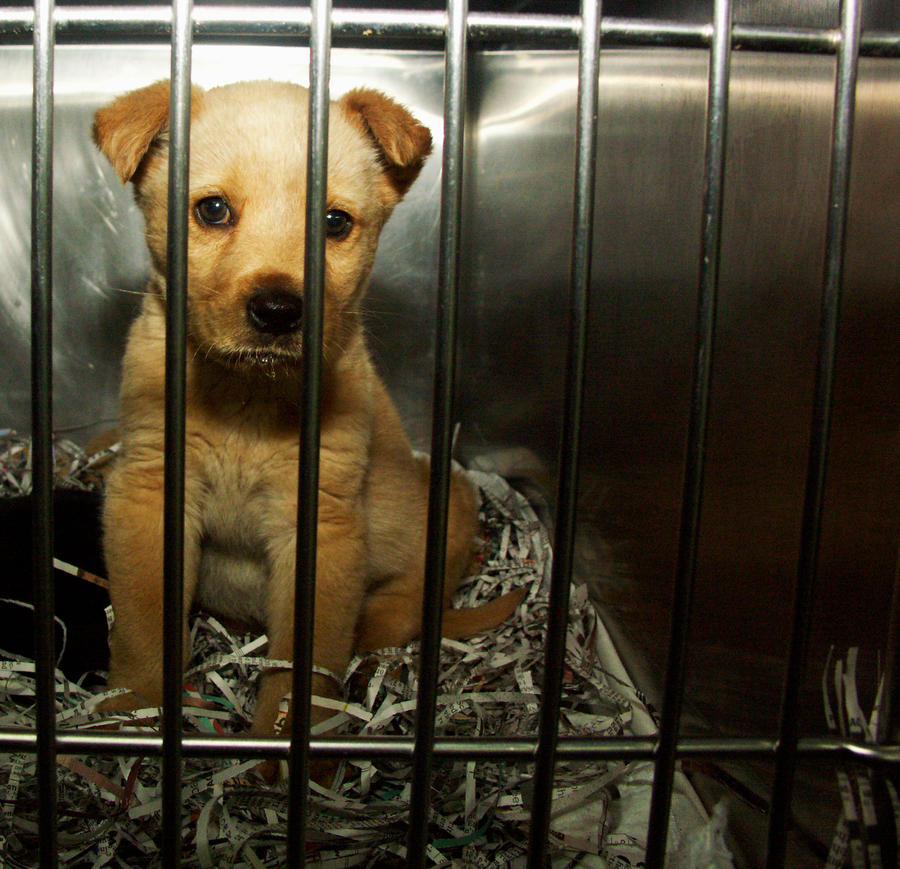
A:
[192,436,295,624]
[195,432,296,540]
[186,389,368,545]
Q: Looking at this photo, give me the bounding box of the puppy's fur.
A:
[93,80,522,738]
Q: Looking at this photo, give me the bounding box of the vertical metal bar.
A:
[30,1,56,866]
[406,0,467,864]
[525,0,601,865]
[286,0,330,865]
[877,536,900,744]
[644,1,731,866]
[765,0,861,863]
[161,0,192,865]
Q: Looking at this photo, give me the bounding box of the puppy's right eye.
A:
[195,196,232,227]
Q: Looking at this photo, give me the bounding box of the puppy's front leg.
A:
[251,505,367,738]
[103,464,201,710]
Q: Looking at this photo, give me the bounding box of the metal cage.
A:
[2,0,899,866]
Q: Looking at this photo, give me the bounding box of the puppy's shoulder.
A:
[118,293,167,410]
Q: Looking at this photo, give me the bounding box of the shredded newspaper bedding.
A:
[0,430,119,497]
[0,431,722,867]
[822,648,900,869]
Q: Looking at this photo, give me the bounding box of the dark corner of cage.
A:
[0,488,110,680]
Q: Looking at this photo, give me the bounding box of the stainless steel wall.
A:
[1,36,899,788]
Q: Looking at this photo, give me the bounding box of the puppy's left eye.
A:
[195,196,233,227]
[325,209,353,240]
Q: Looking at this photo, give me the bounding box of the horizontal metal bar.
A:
[0,7,897,56]
[2,730,898,763]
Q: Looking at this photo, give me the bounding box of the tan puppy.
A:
[93,80,522,738]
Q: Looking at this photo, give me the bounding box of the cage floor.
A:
[0,434,728,868]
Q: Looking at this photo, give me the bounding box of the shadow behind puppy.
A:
[92,80,523,738]
[0,490,109,682]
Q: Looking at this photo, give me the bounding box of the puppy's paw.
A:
[253,756,339,789]
[96,688,143,712]
[251,670,344,788]
[254,758,282,784]
[92,687,163,729]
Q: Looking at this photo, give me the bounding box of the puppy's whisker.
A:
[360,307,406,320]
[112,287,153,297]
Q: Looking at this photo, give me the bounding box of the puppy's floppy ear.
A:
[93,80,205,184]
[338,88,433,202]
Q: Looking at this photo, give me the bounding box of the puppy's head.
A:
[93,79,432,372]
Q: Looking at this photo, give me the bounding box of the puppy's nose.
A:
[246,289,304,336]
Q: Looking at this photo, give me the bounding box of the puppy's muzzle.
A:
[246,289,303,336]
